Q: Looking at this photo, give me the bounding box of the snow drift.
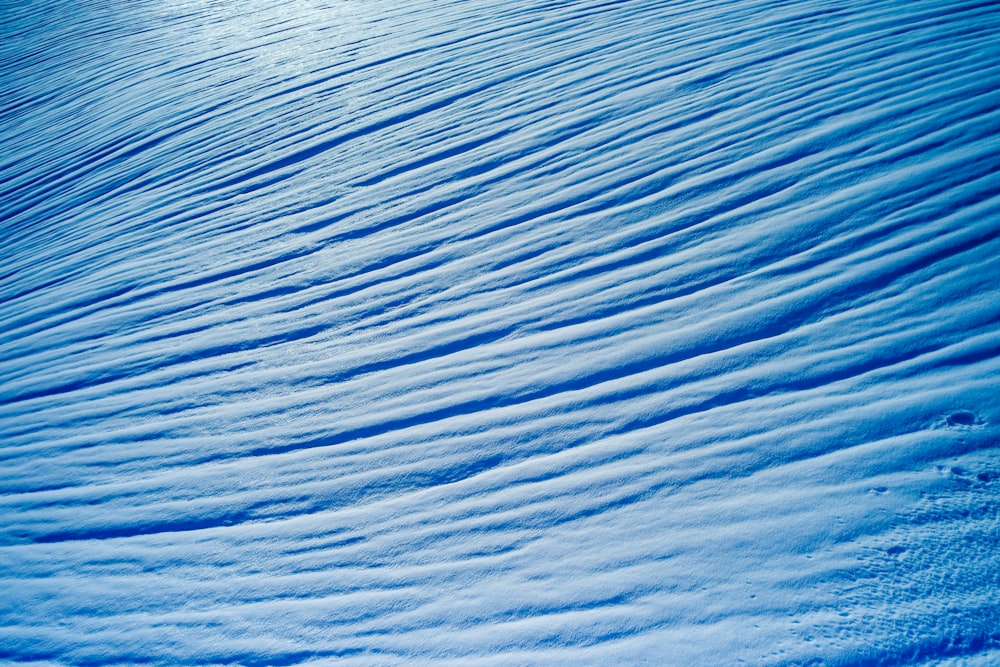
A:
[1,0,999,663]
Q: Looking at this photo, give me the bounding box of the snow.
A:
[1,0,999,663]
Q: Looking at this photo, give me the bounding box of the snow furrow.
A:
[1,0,998,663]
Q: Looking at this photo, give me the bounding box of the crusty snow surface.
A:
[1,0,999,664]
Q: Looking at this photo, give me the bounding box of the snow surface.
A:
[1,0,999,664]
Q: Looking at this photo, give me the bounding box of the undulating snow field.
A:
[2,0,999,664]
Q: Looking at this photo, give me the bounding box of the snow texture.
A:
[1,0,999,664]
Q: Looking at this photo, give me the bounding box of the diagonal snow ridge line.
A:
[1,0,999,663]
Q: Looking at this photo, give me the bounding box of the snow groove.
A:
[2,0,999,663]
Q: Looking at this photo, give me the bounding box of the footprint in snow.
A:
[946,410,984,428]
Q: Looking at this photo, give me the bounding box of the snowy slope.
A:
[1,0,999,663]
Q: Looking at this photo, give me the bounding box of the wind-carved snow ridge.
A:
[1,0,999,663]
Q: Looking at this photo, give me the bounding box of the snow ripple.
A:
[1,0,999,663]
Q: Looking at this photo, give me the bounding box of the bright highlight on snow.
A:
[1,0,999,663]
